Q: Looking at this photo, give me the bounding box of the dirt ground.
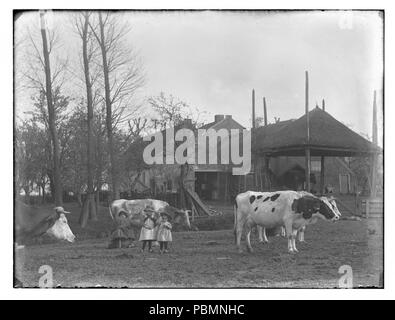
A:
[15,208,383,288]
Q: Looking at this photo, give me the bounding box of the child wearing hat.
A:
[157,211,173,254]
[139,206,157,253]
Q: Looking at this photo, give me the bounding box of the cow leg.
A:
[284,221,295,254]
[236,219,244,253]
[262,228,269,243]
[281,226,286,238]
[245,219,255,253]
[292,229,298,252]
[246,229,253,253]
[298,226,306,242]
[257,226,263,242]
[257,226,268,244]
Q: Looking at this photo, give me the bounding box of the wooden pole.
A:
[320,156,325,194]
[263,97,268,126]
[371,91,378,197]
[225,172,229,202]
[263,96,270,190]
[251,89,256,188]
[305,71,311,192]
[372,90,378,145]
[252,89,256,129]
[320,98,325,193]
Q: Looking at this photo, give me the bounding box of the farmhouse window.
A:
[311,159,321,172]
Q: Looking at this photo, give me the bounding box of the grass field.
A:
[15,203,383,288]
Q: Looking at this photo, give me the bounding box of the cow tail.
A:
[109,203,114,220]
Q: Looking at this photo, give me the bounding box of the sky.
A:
[15,10,384,143]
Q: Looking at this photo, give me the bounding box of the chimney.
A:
[184,118,192,126]
[214,114,225,123]
[322,99,325,111]
[225,115,232,119]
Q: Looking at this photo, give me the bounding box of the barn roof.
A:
[253,107,381,157]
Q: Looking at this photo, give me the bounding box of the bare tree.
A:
[39,11,63,206]
[18,11,69,206]
[73,12,99,226]
[89,12,145,200]
[148,92,206,129]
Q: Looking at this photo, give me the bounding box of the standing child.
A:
[139,206,157,253]
[157,212,173,254]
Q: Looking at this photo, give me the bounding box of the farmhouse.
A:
[129,115,247,204]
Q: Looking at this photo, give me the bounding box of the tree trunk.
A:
[98,12,119,201]
[79,12,97,227]
[41,184,46,204]
[76,191,83,207]
[23,186,30,205]
[96,113,103,212]
[95,186,101,215]
[40,12,63,206]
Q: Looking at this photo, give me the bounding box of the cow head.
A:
[292,196,321,219]
[161,206,191,230]
[318,196,341,221]
[46,207,75,242]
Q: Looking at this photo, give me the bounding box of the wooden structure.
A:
[253,102,381,201]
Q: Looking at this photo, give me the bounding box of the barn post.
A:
[252,89,256,129]
[263,97,268,126]
[305,71,311,192]
[262,97,271,190]
[320,99,325,194]
[225,171,229,202]
[370,90,378,198]
[251,89,257,189]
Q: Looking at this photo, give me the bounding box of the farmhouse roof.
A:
[200,114,245,131]
[253,107,381,157]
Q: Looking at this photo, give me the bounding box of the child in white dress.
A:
[139,206,157,253]
[157,212,173,254]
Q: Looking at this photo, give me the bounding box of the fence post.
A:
[355,192,360,216]
[366,199,370,218]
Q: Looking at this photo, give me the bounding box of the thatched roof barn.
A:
[253,107,381,157]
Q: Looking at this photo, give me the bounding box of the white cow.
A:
[109,199,191,229]
[15,202,76,246]
[256,192,341,244]
[234,190,340,253]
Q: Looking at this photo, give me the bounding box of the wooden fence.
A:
[361,198,384,218]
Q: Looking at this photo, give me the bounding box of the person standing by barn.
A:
[139,206,157,253]
[157,211,173,254]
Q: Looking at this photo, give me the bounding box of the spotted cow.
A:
[234,190,340,253]
[256,192,341,244]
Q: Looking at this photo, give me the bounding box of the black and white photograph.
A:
[12,8,384,290]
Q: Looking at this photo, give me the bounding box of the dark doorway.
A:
[195,172,218,200]
[281,165,305,190]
